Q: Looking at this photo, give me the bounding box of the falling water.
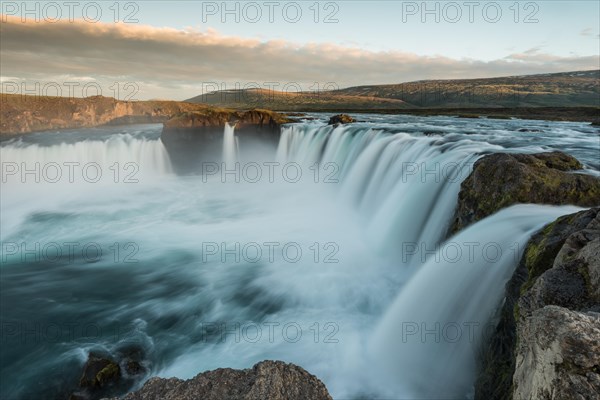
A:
[277,124,502,256]
[369,204,581,399]
[223,122,238,165]
[0,134,172,182]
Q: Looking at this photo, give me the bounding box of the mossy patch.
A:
[95,362,120,387]
[451,152,599,234]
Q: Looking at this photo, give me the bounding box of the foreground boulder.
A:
[113,361,332,400]
[476,207,600,400]
[328,114,355,125]
[451,151,600,233]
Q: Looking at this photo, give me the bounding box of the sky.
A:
[1,0,599,100]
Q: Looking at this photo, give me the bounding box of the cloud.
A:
[580,28,600,39]
[1,16,598,100]
[580,28,592,36]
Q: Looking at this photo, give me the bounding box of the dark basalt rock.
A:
[451,151,600,233]
[422,130,446,136]
[112,360,332,400]
[328,114,355,125]
[517,128,543,133]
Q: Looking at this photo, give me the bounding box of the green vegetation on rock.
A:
[451,151,600,233]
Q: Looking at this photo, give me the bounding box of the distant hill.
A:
[186,88,410,111]
[2,71,599,135]
[186,70,600,110]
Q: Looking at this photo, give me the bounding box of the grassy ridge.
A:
[186,70,600,110]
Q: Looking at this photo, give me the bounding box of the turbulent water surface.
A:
[1,115,598,399]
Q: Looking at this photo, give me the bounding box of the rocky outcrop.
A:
[162,109,291,133]
[328,114,355,125]
[451,151,600,233]
[111,361,332,400]
[476,207,600,400]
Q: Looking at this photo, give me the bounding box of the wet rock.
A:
[71,346,148,400]
[115,344,148,378]
[451,151,600,233]
[79,353,121,390]
[328,114,355,125]
[422,130,446,136]
[114,360,332,400]
[517,128,543,133]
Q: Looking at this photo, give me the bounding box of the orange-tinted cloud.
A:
[1,15,598,100]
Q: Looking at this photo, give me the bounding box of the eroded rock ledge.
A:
[109,361,332,400]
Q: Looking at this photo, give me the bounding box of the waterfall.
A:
[277,124,501,258]
[275,123,581,397]
[223,122,238,165]
[369,204,581,399]
[0,134,172,184]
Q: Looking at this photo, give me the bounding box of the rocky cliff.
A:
[0,94,291,136]
[0,94,201,135]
